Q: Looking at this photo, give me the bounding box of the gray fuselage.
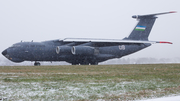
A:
[2,40,151,65]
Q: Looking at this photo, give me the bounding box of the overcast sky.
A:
[0,0,180,61]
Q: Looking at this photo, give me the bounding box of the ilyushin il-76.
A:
[2,11,176,66]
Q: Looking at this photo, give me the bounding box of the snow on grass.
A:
[0,80,179,100]
[139,95,180,101]
[0,81,127,100]
[0,64,180,100]
[0,72,77,75]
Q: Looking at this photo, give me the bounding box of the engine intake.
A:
[56,46,72,54]
[71,46,94,55]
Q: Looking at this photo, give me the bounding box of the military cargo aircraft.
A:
[2,11,176,66]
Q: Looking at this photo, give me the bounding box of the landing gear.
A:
[34,62,41,66]
[72,63,77,65]
[80,62,89,65]
[71,62,98,65]
[72,62,79,65]
[70,58,98,65]
[90,62,98,65]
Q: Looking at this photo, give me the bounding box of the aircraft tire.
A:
[34,62,41,66]
[72,63,79,65]
[72,63,76,65]
[80,63,89,65]
[91,62,98,65]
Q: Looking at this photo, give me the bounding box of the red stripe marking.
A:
[159,41,173,44]
[169,11,177,13]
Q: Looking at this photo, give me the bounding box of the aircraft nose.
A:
[2,49,7,56]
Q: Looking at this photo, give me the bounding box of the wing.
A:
[60,38,172,47]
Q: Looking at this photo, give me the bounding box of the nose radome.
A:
[2,49,7,56]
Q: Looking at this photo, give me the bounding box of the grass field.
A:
[0,64,180,100]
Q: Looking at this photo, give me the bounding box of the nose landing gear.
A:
[34,61,41,66]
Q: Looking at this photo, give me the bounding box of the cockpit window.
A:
[10,44,21,48]
[25,45,45,48]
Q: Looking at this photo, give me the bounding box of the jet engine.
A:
[71,46,94,55]
[56,46,72,54]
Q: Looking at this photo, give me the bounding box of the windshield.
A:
[10,44,21,48]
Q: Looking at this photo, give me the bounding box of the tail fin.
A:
[126,11,176,40]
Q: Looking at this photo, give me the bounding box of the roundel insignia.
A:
[119,45,125,50]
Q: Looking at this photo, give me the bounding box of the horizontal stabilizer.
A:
[132,11,176,19]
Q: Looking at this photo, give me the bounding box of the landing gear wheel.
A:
[72,63,76,65]
[72,62,79,65]
[91,62,98,65]
[80,62,89,65]
[34,62,41,66]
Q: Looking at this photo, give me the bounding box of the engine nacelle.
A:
[56,46,72,54]
[71,46,94,55]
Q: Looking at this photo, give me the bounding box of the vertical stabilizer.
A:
[126,11,176,40]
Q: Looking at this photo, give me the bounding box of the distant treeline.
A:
[103,57,180,64]
[0,57,180,66]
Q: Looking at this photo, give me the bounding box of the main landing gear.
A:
[34,61,41,66]
[71,62,98,65]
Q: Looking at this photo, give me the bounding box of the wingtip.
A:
[159,41,173,44]
[169,11,177,13]
[169,42,173,44]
